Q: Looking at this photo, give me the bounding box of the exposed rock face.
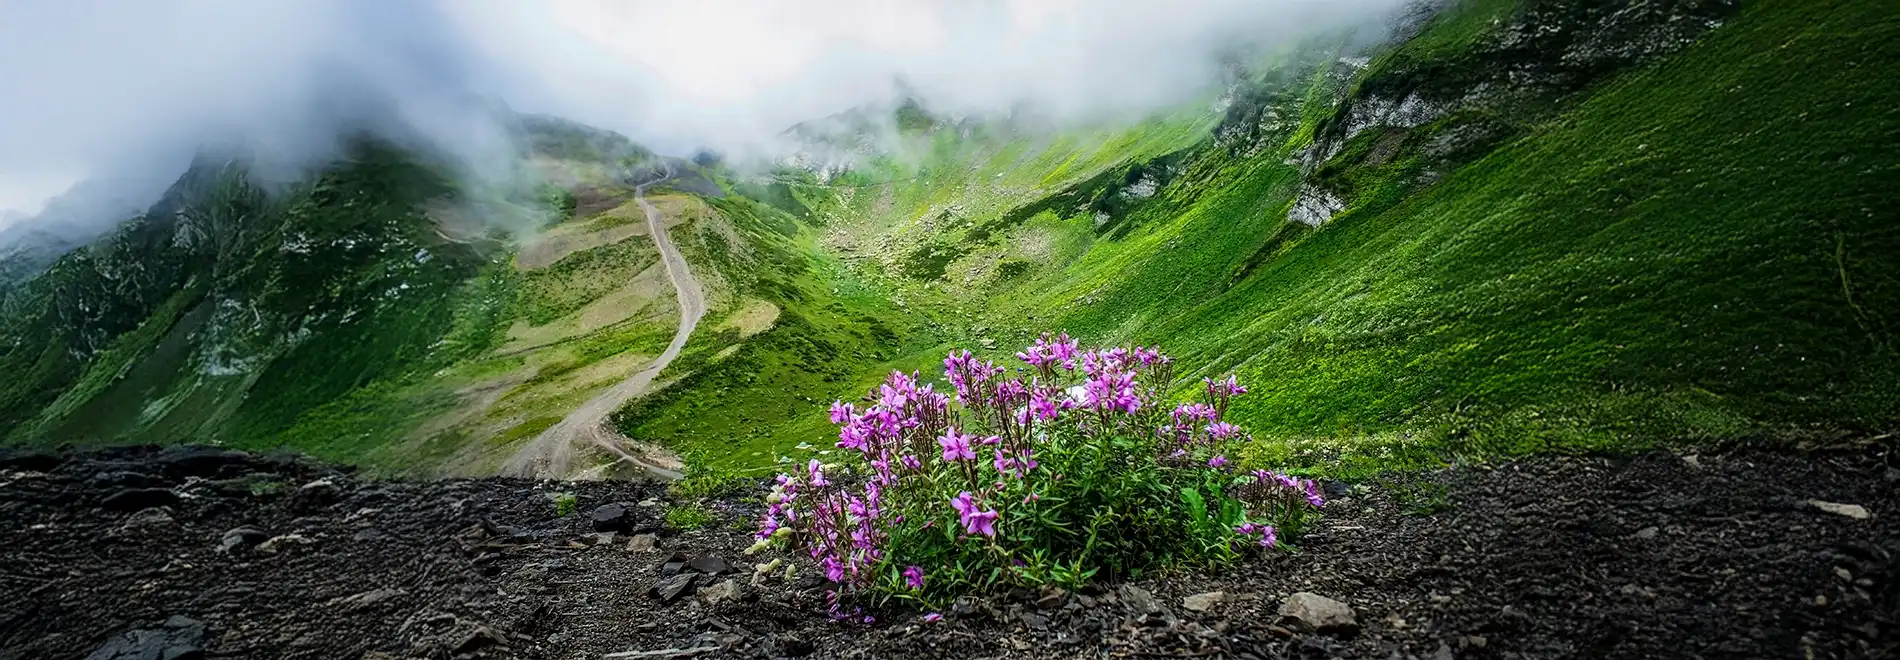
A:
[1288,186,1349,227]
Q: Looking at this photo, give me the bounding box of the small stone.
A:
[1432,641,1455,660]
[1120,585,1161,613]
[626,534,659,552]
[102,488,180,512]
[455,626,507,654]
[1035,587,1067,610]
[218,527,269,554]
[255,534,314,555]
[1465,635,1487,649]
[1682,454,1702,469]
[698,578,743,607]
[1807,500,1871,520]
[1020,612,1048,630]
[330,588,406,612]
[591,503,636,533]
[1182,591,1224,613]
[1835,567,1853,581]
[1633,527,1659,540]
[1278,592,1358,635]
[586,532,617,546]
[653,573,697,603]
[687,555,731,575]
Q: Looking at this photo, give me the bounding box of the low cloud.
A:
[0,0,1406,223]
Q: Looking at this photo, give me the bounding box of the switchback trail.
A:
[500,164,702,480]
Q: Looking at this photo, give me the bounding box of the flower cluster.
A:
[755,333,1321,610]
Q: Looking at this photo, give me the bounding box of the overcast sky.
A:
[0,0,1405,220]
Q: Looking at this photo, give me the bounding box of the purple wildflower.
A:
[903,565,925,590]
[937,429,975,462]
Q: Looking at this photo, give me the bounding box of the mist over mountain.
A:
[0,0,1408,227]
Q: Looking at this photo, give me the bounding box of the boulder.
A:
[1278,592,1358,635]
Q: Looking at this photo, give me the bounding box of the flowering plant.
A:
[752,334,1324,610]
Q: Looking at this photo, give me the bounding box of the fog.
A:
[0,0,1408,225]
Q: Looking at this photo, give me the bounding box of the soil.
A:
[3,444,1894,659]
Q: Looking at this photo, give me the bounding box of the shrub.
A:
[751,333,1324,613]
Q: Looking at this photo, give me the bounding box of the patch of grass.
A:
[663,503,716,531]
[553,492,578,518]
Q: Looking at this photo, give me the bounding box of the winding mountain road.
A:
[500,163,702,480]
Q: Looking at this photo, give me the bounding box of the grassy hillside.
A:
[618,0,1898,478]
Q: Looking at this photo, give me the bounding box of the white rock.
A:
[1808,500,1872,520]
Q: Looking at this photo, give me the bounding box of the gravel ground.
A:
[1,444,1893,659]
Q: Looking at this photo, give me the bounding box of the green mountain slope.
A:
[3,0,1893,480]
[618,0,1899,476]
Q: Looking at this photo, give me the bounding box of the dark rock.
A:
[102,488,179,512]
[84,616,206,660]
[292,478,341,508]
[456,626,508,654]
[1323,480,1354,499]
[661,551,688,576]
[591,503,636,533]
[1035,587,1068,610]
[152,447,253,479]
[91,471,163,489]
[687,555,731,575]
[1020,612,1049,630]
[0,450,63,472]
[772,635,814,657]
[653,573,698,603]
[221,528,271,555]
[1120,585,1161,613]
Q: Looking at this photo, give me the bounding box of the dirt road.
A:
[500,164,703,480]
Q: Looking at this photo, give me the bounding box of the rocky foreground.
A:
[1,444,1894,659]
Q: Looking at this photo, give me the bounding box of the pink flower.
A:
[822,556,845,582]
[806,459,829,487]
[937,430,975,462]
[1208,455,1228,468]
[1258,525,1278,548]
[904,565,925,590]
[949,491,1000,537]
[899,454,923,471]
[829,400,855,424]
[922,613,943,623]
